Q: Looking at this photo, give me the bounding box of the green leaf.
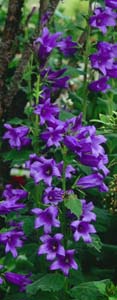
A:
[8,118,23,125]
[27,273,65,295]
[94,207,111,233]
[3,149,31,166]
[70,280,110,300]
[22,216,34,236]
[59,110,74,121]
[4,293,27,300]
[64,194,82,218]
[87,234,102,253]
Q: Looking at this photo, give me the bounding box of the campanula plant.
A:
[0,1,116,299]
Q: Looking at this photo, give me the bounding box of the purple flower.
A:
[2,184,28,202]
[3,124,31,150]
[112,43,117,58]
[58,161,76,179]
[38,233,65,260]
[41,68,69,90]
[80,153,109,176]
[43,187,64,205]
[57,36,78,56]
[80,199,96,222]
[39,86,51,104]
[64,135,78,154]
[105,0,117,9]
[77,173,108,192]
[34,98,59,125]
[30,156,61,186]
[8,220,23,230]
[89,7,116,34]
[5,272,32,291]
[50,249,78,276]
[34,27,62,67]
[90,51,114,75]
[97,42,117,59]
[41,123,64,147]
[0,229,25,257]
[0,277,3,284]
[0,265,3,285]
[0,200,25,215]
[64,123,109,175]
[31,206,60,233]
[71,220,96,243]
[65,113,83,132]
[41,11,51,26]
[107,63,117,78]
[89,76,111,93]
[25,153,41,169]
[0,265,3,270]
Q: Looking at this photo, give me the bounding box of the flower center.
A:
[97,18,102,25]
[65,257,69,264]
[46,212,52,223]
[78,222,87,233]
[44,165,53,176]
[51,240,58,251]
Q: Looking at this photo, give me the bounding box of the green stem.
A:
[61,145,68,248]
[82,0,92,121]
[33,75,41,154]
[108,80,114,116]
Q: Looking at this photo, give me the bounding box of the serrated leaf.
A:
[64,194,82,218]
[27,274,65,295]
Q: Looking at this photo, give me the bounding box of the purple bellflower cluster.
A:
[0,18,110,290]
[89,0,117,92]
[20,26,109,276]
